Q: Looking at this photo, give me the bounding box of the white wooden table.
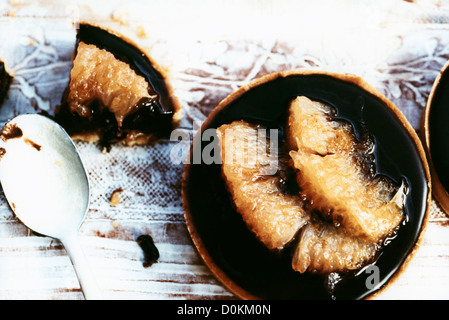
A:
[0,0,448,300]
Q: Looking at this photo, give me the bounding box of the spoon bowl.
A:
[0,114,102,299]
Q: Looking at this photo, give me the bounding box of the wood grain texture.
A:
[0,0,448,300]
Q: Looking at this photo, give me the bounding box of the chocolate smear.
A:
[1,123,23,141]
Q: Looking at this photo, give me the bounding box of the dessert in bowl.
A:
[182,70,431,299]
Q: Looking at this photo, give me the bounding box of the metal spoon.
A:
[0,114,102,300]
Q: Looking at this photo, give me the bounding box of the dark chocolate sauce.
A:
[184,73,429,299]
[122,97,173,134]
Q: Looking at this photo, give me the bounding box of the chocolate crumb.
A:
[0,147,5,160]
[137,234,159,267]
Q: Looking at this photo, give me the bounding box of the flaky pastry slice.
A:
[292,220,379,274]
[217,120,309,250]
[287,96,406,243]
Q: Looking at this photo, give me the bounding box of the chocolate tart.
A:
[182,70,431,299]
[0,59,12,105]
[421,60,449,215]
[55,22,182,150]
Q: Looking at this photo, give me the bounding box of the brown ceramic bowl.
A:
[421,60,449,215]
[182,70,431,300]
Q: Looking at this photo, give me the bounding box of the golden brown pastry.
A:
[67,42,157,129]
[292,219,379,274]
[217,120,309,250]
[287,96,406,243]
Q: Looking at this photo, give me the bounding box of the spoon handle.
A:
[61,232,103,300]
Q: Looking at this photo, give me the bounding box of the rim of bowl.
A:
[420,59,449,215]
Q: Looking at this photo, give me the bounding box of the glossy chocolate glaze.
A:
[55,23,175,148]
[184,73,429,299]
[428,65,449,195]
